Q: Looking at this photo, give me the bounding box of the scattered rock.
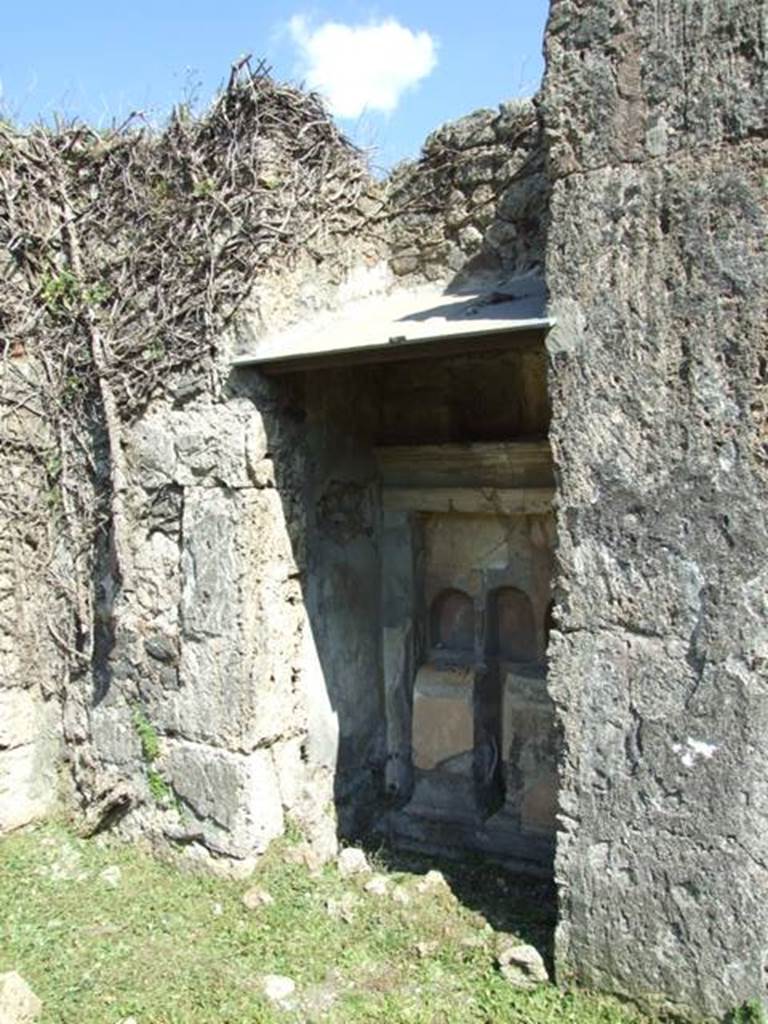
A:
[242,886,274,911]
[261,974,296,1005]
[416,869,448,893]
[99,865,122,888]
[363,874,389,897]
[212,902,223,917]
[284,843,325,875]
[0,972,42,1023]
[46,844,87,882]
[300,979,338,1014]
[336,847,369,877]
[325,892,358,924]
[497,943,549,988]
[391,885,412,906]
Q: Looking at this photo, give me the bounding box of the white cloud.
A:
[288,15,437,119]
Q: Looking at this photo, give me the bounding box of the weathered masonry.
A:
[1,1,766,1021]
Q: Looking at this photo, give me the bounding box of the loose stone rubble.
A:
[261,975,296,1006]
[336,847,370,878]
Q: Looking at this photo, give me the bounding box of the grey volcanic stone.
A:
[497,943,549,989]
[541,0,768,1018]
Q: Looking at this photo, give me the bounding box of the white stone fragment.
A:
[325,892,358,923]
[416,869,448,893]
[242,886,274,910]
[336,847,370,877]
[363,874,389,896]
[0,972,42,1023]
[99,865,122,888]
[261,974,296,1005]
[391,885,412,906]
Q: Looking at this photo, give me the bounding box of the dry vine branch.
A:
[0,61,383,679]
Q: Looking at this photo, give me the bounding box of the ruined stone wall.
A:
[0,359,63,833]
[540,0,768,1017]
[1,73,555,865]
[61,248,387,871]
[387,99,548,286]
[51,87,560,869]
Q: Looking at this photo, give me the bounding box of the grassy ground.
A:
[0,822,659,1024]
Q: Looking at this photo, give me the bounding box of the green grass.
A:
[0,822,660,1024]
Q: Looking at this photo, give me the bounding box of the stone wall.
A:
[0,358,62,833]
[387,99,548,286]
[47,91,555,869]
[541,0,768,1017]
[62,298,382,872]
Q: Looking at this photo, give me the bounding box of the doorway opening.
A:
[253,326,557,877]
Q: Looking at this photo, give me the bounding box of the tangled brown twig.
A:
[0,58,383,680]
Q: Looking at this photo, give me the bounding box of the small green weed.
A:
[41,269,81,312]
[192,176,215,198]
[147,769,174,806]
[132,706,176,807]
[729,999,766,1024]
[132,705,161,762]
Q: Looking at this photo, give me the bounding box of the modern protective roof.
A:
[232,276,553,374]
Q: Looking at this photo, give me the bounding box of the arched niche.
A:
[488,586,537,662]
[430,588,475,653]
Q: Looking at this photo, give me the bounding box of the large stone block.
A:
[411,664,476,773]
[127,399,267,491]
[180,487,238,639]
[155,488,301,751]
[0,689,39,749]
[158,632,299,751]
[166,741,284,859]
[0,743,56,833]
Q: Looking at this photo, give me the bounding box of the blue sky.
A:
[2,1,550,167]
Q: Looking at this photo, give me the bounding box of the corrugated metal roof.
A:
[232,277,553,372]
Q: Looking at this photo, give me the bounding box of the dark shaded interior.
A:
[245,335,554,855]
